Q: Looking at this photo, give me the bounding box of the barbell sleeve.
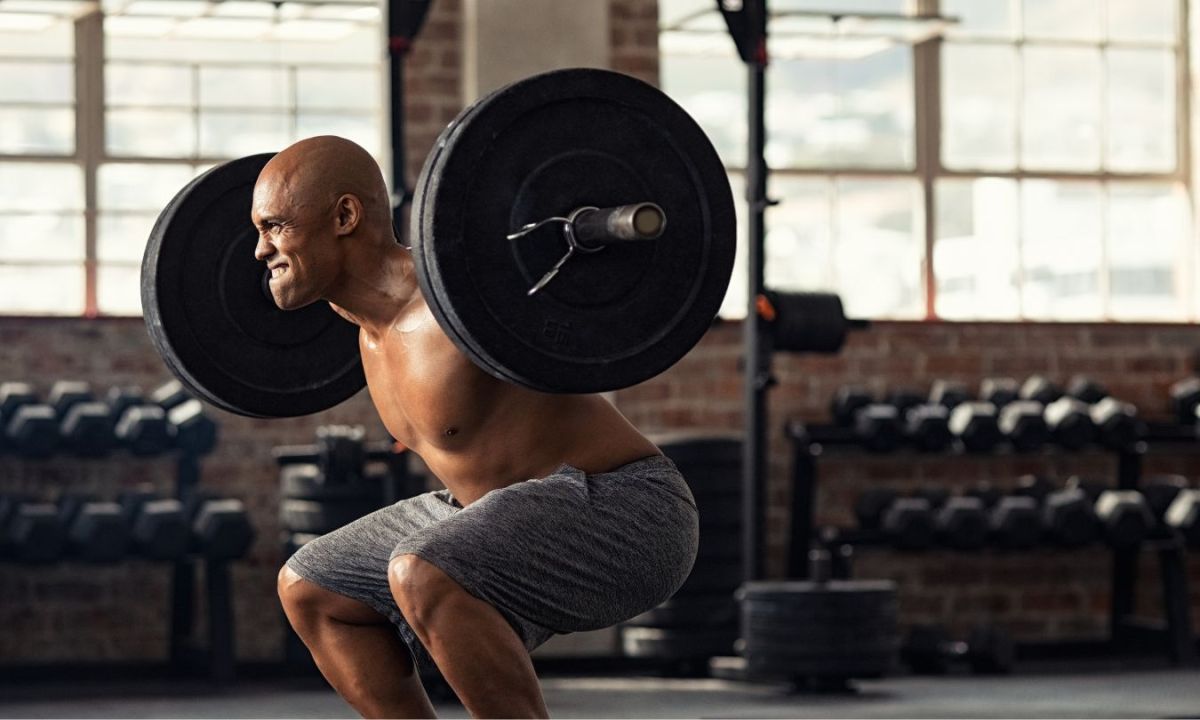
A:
[572,203,666,248]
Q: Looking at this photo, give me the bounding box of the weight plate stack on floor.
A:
[278,464,387,534]
[620,432,742,671]
[738,578,899,684]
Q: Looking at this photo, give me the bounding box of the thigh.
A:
[391,458,698,642]
[287,490,460,628]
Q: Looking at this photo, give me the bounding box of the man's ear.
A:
[334,194,362,236]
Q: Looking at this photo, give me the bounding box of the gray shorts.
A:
[285,454,699,671]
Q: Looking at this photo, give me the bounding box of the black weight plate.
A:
[279,498,378,533]
[412,68,736,393]
[620,626,737,659]
[142,154,365,418]
[626,593,738,628]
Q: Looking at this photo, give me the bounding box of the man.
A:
[257,136,699,719]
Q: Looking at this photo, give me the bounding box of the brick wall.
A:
[614,320,1200,641]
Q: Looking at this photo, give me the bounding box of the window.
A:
[661,0,1192,321]
[0,0,384,315]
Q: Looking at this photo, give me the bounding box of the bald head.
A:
[255,135,393,238]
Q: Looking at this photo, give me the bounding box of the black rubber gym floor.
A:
[1,666,1198,718]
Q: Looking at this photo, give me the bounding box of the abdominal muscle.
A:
[358,300,660,506]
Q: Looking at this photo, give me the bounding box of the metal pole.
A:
[387,0,410,235]
[741,0,769,583]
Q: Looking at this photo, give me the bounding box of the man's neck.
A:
[325,240,419,340]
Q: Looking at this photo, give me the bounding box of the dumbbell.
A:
[119,489,190,561]
[997,401,1049,452]
[886,388,925,419]
[1088,397,1145,452]
[1169,377,1200,425]
[1044,397,1095,450]
[1,383,58,458]
[1067,477,1155,549]
[1019,375,1062,405]
[934,496,988,551]
[151,380,192,411]
[979,377,1019,408]
[986,495,1041,550]
[1012,475,1099,548]
[829,387,902,453]
[0,494,67,563]
[1165,490,1200,547]
[929,380,970,411]
[1065,375,1108,405]
[107,386,172,457]
[854,488,934,550]
[57,493,130,563]
[184,492,255,559]
[902,624,1015,675]
[169,400,218,455]
[948,402,1001,453]
[51,380,118,458]
[904,404,952,453]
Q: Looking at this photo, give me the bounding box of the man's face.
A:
[251,173,340,310]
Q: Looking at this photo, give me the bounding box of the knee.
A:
[388,554,458,634]
[278,565,315,615]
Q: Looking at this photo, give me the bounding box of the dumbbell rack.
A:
[785,420,1196,666]
[168,449,237,683]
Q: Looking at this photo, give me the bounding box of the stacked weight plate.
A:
[737,574,899,687]
[621,432,742,673]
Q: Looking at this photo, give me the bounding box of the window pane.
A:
[943,0,1018,39]
[107,109,195,156]
[942,44,1017,170]
[661,54,746,167]
[0,215,85,261]
[0,107,74,154]
[1021,180,1102,320]
[935,178,1020,319]
[106,64,193,107]
[98,163,196,211]
[98,214,156,263]
[834,178,924,319]
[97,264,142,315]
[296,68,379,110]
[1107,183,1189,320]
[200,111,290,157]
[765,176,833,292]
[770,46,913,169]
[1107,48,1175,172]
[0,22,72,58]
[200,67,289,108]
[1022,47,1101,171]
[0,163,83,212]
[295,114,380,157]
[1023,0,1101,41]
[1107,0,1176,44]
[0,265,84,314]
[0,61,73,103]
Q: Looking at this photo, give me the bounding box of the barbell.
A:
[141,68,737,417]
